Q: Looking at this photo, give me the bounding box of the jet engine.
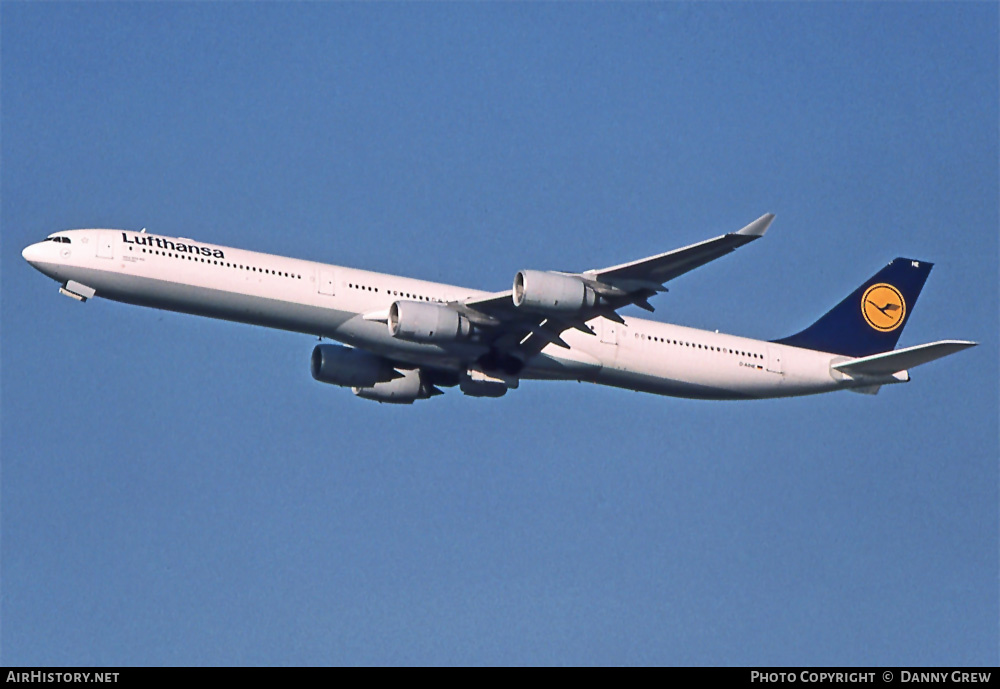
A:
[354,369,437,404]
[513,270,597,314]
[311,344,396,388]
[388,300,472,343]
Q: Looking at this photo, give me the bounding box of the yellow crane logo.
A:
[861,283,906,332]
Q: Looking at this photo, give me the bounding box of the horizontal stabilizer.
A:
[832,340,977,377]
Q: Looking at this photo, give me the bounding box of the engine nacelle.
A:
[311,344,395,388]
[353,369,435,404]
[513,270,597,314]
[388,300,472,343]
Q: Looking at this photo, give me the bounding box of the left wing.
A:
[456,214,774,356]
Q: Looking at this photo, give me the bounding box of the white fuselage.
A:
[22,229,892,400]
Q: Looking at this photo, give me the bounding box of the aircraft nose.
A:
[22,242,44,265]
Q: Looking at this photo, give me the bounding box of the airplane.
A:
[21,214,976,403]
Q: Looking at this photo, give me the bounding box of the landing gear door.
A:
[97,233,114,259]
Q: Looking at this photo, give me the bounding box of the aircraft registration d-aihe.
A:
[22,214,976,403]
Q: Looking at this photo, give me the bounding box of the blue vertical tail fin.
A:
[772,258,933,357]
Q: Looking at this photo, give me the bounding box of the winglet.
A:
[735,213,775,237]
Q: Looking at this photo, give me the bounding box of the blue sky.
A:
[2,2,996,666]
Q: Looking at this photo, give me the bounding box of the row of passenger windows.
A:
[132,246,302,280]
[635,332,762,359]
[347,282,443,303]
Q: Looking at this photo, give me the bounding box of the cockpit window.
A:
[45,236,71,244]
